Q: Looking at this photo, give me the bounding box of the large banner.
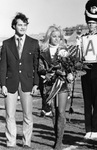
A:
[82,34,97,63]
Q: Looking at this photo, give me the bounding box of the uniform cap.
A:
[85,0,97,23]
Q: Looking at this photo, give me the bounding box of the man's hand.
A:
[2,86,8,97]
[30,85,40,96]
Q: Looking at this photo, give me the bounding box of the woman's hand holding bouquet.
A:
[67,73,74,83]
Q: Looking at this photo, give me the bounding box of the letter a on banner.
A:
[85,40,95,55]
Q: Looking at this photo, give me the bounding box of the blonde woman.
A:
[38,25,73,150]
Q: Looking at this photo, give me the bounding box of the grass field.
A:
[0,78,97,150]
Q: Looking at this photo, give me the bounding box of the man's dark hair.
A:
[11,12,29,29]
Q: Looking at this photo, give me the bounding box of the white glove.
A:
[67,73,74,82]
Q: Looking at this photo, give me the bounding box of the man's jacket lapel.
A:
[10,36,19,60]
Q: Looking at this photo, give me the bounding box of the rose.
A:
[58,49,69,58]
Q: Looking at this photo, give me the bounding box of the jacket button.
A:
[19,70,21,73]
[19,62,22,65]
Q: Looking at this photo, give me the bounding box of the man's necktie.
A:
[17,38,22,59]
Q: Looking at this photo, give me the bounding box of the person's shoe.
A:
[40,110,46,117]
[45,111,52,116]
[23,145,31,149]
[7,145,16,148]
[91,132,97,140]
[40,110,52,117]
[75,132,92,145]
[84,132,92,139]
[7,143,16,148]
[75,138,90,145]
[7,146,15,149]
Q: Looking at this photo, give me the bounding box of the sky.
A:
[0,0,88,37]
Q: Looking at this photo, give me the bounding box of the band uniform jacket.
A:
[81,32,97,79]
[0,35,40,93]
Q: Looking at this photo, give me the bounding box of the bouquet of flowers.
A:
[56,46,87,75]
[41,44,91,113]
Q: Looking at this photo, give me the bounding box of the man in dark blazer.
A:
[0,12,39,148]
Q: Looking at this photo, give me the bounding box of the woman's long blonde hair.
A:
[40,25,65,51]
